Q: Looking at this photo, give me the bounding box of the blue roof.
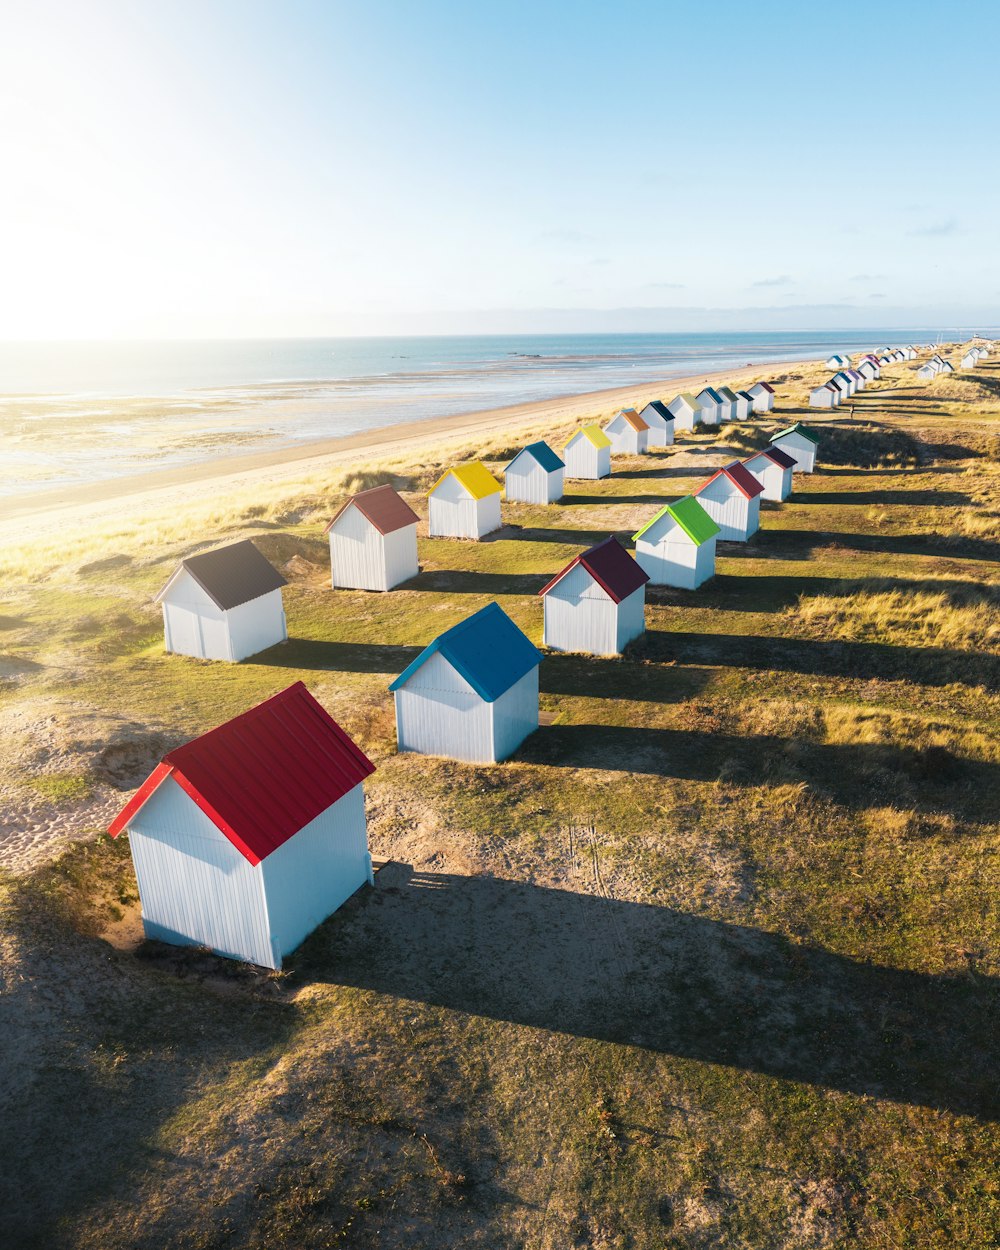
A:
[504,440,565,474]
[389,602,541,702]
[698,387,722,403]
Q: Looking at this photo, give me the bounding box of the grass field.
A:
[1,350,999,1249]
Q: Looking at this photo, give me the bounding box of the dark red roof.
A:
[763,446,796,469]
[539,536,649,604]
[325,483,419,535]
[697,462,765,500]
[108,683,375,865]
[757,381,775,393]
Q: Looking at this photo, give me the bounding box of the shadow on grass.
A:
[560,493,679,507]
[720,527,1000,564]
[256,638,421,673]
[309,864,1000,1121]
[403,570,550,596]
[796,489,971,507]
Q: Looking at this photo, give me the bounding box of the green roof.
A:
[632,495,720,546]
[716,386,738,402]
[771,422,821,446]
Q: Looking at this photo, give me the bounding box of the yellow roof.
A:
[565,423,612,450]
[430,462,502,500]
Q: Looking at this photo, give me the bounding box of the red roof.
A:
[763,446,796,469]
[757,381,775,393]
[539,536,649,604]
[325,483,419,535]
[696,462,765,500]
[108,683,375,865]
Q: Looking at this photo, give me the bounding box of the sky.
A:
[1,0,998,339]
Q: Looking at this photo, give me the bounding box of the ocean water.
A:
[0,330,947,497]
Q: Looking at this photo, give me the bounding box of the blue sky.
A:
[1,0,997,337]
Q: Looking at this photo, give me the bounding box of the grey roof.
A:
[160,539,287,611]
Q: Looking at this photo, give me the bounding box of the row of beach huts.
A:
[812,341,991,405]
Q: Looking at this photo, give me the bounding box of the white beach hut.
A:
[504,440,565,504]
[564,424,612,479]
[667,393,703,432]
[825,354,850,369]
[428,463,503,540]
[747,381,775,413]
[695,387,726,426]
[107,682,376,970]
[390,602,540,764]
[743,446,795,502]
[157,539,287,663]
[733,390,755,421]
[693,462,764,542]
[833,370,857,396]
[939,360,955,374]
[961,351,977,369]
[769,422,820,473]
[325,484,420,591]
[810,383,839,409]
[858,359,878,382]
[638,400,675,447]
[715,385,740,422]
[847,368,865,391]
[604,407,650,455]
[917,362,938,380]
[632,495,720,590]
[539,537,649,656]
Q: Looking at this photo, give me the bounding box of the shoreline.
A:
[0,357,807,538]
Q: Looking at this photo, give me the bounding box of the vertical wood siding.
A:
[394,652,497,762]
[329,509,418,590]
[636,529,715,589]
[543,564,619,655]
[696,482,760,541]
[505,461,564,504]
[491,668,539,761]
[225,589,287,661]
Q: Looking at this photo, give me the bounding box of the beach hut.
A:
[428,462,503,540]
[857,359,878,382]
[390,602,540,764]
[828,376,851,405]
[810,383,839,409]
[825,354,849,369]
[325,484,419,592]
[106,682,375,970]
[939,360,954,374]
[695,387,726,426]
[833,370,856,396]
[715,385,740,421]
[743,446,795,502]
[848,368,865,391]
[962,351,977,369]
[604,408,650,455]
[632,496,719,590]
[157,539,287,663]
[539,536,648,655]
[917,362,938,380]
[638,400,675,447]
[769,422,820,473]
[693,462,764,542]
[666,393,702,432]
[564,424,612,479]
[733,390,755,421]
[504,440,565,504]
[904,346,918,360]
[747,381,775,413]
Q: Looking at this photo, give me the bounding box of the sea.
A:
[0,330,960,497]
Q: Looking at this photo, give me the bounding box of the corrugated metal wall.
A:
[543,564,620,655]
[163,569,232,660]
[429,477,501,539]
[564,441,610,479]
[395,651,497,762]
[226,589,287,660]
[774,437,816,472]
[505,461,563,504]
[636,527,714,589]
[128,776,275,967]
[491,668,539,761]
[697,482,760,541]
[615,586,646,651]
[329,509,418,590]
[261,785,371,960]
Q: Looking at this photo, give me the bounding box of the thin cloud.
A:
[751,275,793,287]
[909,218,960,237]
[850,273,888,281]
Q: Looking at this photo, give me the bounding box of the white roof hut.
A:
[428,462,503,540]
[390,602,540,764]
[666,393,703,431]
[693,462,764,542]
[156,539,287,663]
[695,387,726,426]
[746,381,775,413]
[604,407,650,455]
[632,496,720,590]
[504,440,565,505]
[769,422,820,473]
[539,537,649,656]
[638,400,675,447]
[810,383,839,408]
[743,446,795,502]
[107,683,375,969]
[564,424,612,479]
[325,484,419,591]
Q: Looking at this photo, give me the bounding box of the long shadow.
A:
[255,638,420,673]
[506,525,632,547]
[561,492,680,507]
[309,865,1000,1121]
[796,489,971,507]
[403,570,549,596]
[720,527,1000,564]
[637,628,1000,692]
[819,466,966,478]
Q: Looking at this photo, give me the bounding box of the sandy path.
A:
[0,360,802,541]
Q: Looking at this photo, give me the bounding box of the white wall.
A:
[543,563,621,655]
[696,479,760,541]
[606,421,648,455]
[505,458,563,504]
[772,435,816,472]
[226,589,287,661]
[261,784,371,960]
[810,389,836,409]
[644,418,674,447]
[490,667,539,762]
[162,569,232,661]
[564,439,610,480]
[636,524,716,590]
[394,651,496,762]
[127,776,275,967]
[329,507,419,591]
[615,585,646,651]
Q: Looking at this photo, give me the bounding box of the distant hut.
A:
[828,376,851,405]
[539,537,649,656]
[939,360,955,374]
[325,484,419,592]
[390,602,540,764]
[847,368,865,391]
[693,462,764,541]
[695,386,726,426]
[809,383,839,408]
[632,495,720,590]
[961,351,977,369]
[743,446,795,502]
[666,393,703,432]
[715,385,740,421]
[825,354,849,369]
[857,359,878,382]
[638,400,675,447]
[604,407,650,455]
[769,422,820,473]
[833,370,857,396]
[733,389,755,421]
[746,381,775,413]
[564,424,613,479]
[107,682,375,970]
[916,362,938,380]
[504,440,565,504]
[428,463,503,540]
[157,539,287,663]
